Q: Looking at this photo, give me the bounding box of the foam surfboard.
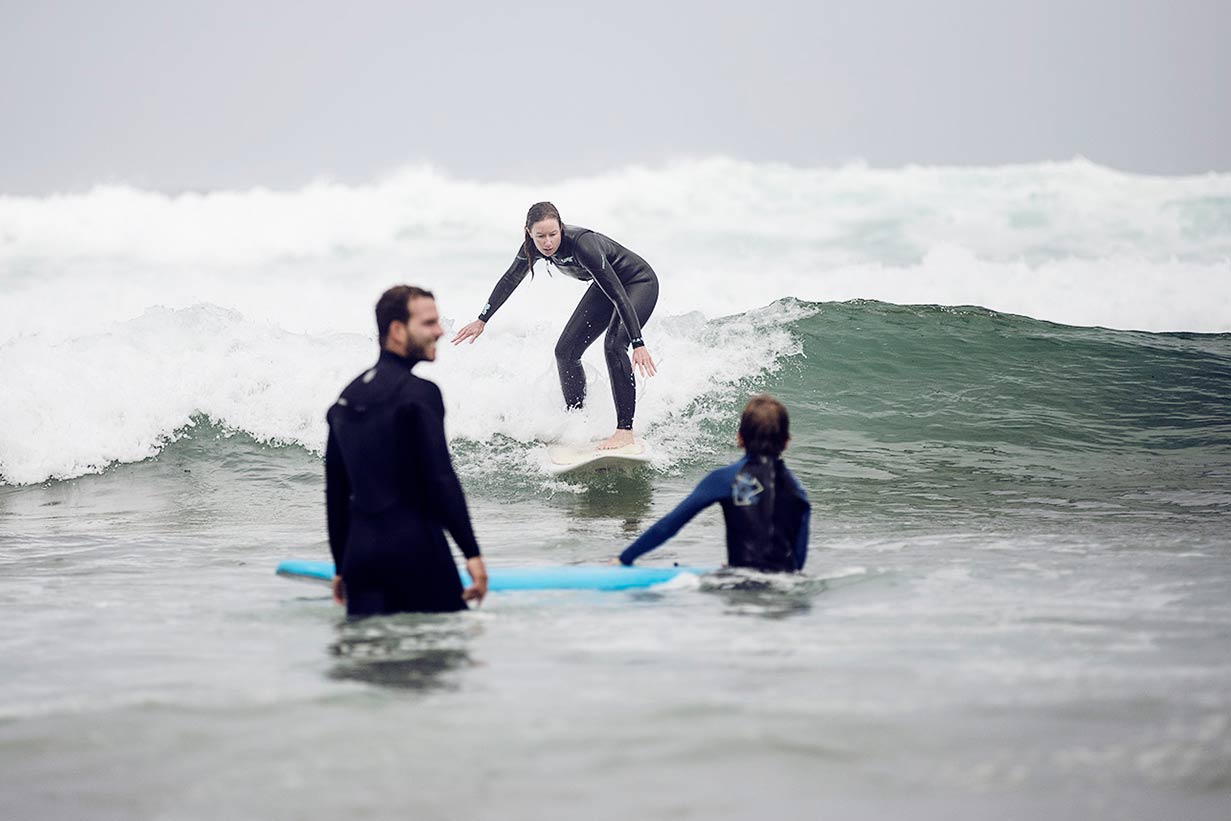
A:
[276,560,713,591]
[542,441,653,477]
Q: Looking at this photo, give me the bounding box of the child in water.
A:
[618,395,810,571]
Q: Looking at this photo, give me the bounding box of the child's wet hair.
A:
[739,394,790,457]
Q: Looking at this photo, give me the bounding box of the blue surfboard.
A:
[276,559,713,591]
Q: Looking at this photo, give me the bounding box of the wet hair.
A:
[738,394,790,457]
[523,201,563,277]
[375,284,435,345]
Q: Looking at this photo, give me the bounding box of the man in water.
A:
[325,285,487,615]
[618,395,810,571]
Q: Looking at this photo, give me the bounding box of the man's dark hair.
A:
[738,394,790,457]
[376,285,435,345]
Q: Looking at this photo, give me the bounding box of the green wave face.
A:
[754,301,1231,532]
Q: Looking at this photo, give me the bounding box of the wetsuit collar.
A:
[378,348,421,370]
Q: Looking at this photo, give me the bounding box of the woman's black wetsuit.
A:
[477,224,659,430]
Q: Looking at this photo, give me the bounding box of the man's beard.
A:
[404,338,434,362]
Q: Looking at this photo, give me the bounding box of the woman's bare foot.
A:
[596,429,635,450]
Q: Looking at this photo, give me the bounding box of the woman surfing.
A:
[451,202,659,450]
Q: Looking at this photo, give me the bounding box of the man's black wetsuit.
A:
[478,224,659,430]
[619,455,811,571]
[325,349,480,616]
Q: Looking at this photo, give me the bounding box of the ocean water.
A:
[1,159,1229,820]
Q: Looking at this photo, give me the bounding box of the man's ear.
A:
[388,320,407,348]
[736,431,744,448]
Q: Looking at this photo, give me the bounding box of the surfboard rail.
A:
[276,560,713,591]
[542,442,653,477]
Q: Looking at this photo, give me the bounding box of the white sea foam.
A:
[2,157,1229,482]
[0,305,365,484]
[1,157,1229,339]
[0,299,812,484]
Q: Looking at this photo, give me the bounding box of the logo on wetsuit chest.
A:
[731,473,764,506]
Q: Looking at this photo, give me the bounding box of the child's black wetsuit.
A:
[477,224,659,430]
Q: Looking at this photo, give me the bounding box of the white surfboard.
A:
[543,441,653,477]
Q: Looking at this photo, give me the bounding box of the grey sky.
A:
[2,0,1228,194]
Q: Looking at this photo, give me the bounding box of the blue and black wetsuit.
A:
[325,349,481,616]
[619,455,811,572]
[478,224,659,430]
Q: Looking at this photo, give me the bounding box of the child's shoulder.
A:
[712,457,748,478]
[778,460,809,496]
[696,459,745,493]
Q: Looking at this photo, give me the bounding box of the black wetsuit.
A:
[478,224,659,430]
[619,455,811,572]
[325,349,480,616]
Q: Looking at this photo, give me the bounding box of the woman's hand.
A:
[631,346,657,378]
[451,319,486,345]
